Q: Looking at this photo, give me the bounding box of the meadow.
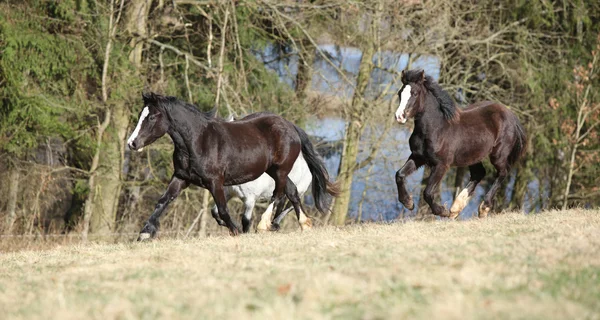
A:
[1,210,599,319]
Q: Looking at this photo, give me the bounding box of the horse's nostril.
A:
[129,141,137,150]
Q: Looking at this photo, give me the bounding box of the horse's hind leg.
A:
[258,168,293,231]
[241,198,256,233]
[272,205,295,228]
[396,155,424,210]
[208,181,240,236]
[449,163,486,219]
[269,199,287,231]
[256,201,276,232]
[210,205,227,227]
[279,177,311,231]
[479,152,509,218]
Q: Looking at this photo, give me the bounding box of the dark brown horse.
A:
[127,92,338,240]
[394,70,526,218]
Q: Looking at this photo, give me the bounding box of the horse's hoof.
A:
[448,211,460,220]
[229,227,240,236]
[269,223,280,232]
[478,202,491,218]
[441,209,451,218]
[400,195,414,210]
[137,223,157,242]
[256,222,271,233]
[137,233,151,242]
[300,218,313,231]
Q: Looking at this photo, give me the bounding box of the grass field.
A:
[1,210,599,319]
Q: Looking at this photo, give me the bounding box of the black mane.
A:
[403,69,459,121]
[142,92,217,119]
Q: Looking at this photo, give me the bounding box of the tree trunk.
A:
[198,189,211,236]
[86,0,150,235]
[295,39,314,104]
[90,107,128,234]
[330,34,375,225]
[126,0,151,69]
[331,120,363,225]
[82,109,112,238]
[4,167,20,233]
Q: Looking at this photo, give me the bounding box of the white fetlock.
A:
[256,202,274,232]
[300,219,313,231]
[449,188,470,219]
[256,221,271,232]
[478,202,491,218]
[138,233,151,241]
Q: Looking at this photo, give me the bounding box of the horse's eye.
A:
[149,114,157,121]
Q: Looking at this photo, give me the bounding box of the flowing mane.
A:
[142,92,217,119]
[424,76,460,122]
[403,70,460,122]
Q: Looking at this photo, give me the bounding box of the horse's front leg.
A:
[209,182,240,236]
[423,164,450,217]
[138,176,189,241]
[395,155,423,210]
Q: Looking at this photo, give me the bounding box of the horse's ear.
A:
[401,70,406,84]
[142,92,151,103]
[142,92,156,104]
[420,70,425,82]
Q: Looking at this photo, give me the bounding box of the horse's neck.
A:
[166,107,209,154]
[414,94,447,137]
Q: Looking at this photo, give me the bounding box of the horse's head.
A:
[127,92,171,152]
[395,69,426,124]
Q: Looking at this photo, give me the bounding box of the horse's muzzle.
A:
[128,141,144,152]
[395,114,407,124]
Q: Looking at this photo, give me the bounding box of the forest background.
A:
[1,0,599,239]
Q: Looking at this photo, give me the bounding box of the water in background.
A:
[256,44,537,221]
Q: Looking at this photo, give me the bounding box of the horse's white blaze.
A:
[395,84,411,124]
[256,202,275,231]
[127,106,149,152]
[450,188,470,218]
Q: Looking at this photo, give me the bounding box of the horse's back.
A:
[449,100,522,166]
[464,101,506,112]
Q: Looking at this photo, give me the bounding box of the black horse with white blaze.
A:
[394,70,527,218]
[127,92,338,239]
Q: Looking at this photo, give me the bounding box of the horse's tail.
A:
[293,125,340,213]
[507,112,527,167]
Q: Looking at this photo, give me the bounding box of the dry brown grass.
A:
[1,210,599,319]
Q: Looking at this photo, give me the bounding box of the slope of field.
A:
[1,210,599,319]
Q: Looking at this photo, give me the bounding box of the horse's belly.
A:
[453,140,494,166]
[231,173,275,201]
